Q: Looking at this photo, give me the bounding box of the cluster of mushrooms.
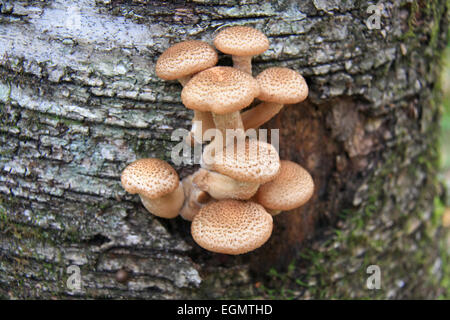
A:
[121,26,314,255]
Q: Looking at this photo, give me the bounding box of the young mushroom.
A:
[155,40,218,145]
[255,160,314,215]
[198,138,280,202]
[191,199,273,255]
[181,66,260,146]
[241,67,308,129]
[202,137,281,184]
[121,158,184,219]
[214,26,269,75]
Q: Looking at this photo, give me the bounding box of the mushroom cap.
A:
[207,138,280,183]
[256,67,308,104]
[121,158,179,199]
[214,26,269,56]
[181,66,260,114]
[191,200,273,255]
[256,160,314,211]
[155,40,218,81]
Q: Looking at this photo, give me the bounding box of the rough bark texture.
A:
[0,0,449,299]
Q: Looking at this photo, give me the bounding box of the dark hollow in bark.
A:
[0,0,448,299]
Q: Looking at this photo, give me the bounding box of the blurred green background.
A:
[441,44,450,194]
[440,42,450,299]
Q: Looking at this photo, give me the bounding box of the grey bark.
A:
[0,0,448,299]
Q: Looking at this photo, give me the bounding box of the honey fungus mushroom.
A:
[202,138,280,184]
[255,160,314,215]
[121,158,184,219]
[197,138,280,203]
[155,40,218,145]
[156,40,218,85]
[181,66,260,145]
[241,67,308,130]
[214,26,269,75]
[191,200,273,255]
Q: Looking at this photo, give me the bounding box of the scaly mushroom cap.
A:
[181,66,260,114]
[256,67,308,104]
[214,26,269,56]
[121,158,179,199]
[191,200,273,255]
[207,138,280,183]
[155,40,218,80]
[256,160,314,211]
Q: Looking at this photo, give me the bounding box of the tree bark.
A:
[0,0,448,299]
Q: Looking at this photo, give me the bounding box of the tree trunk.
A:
[0,0,448,299]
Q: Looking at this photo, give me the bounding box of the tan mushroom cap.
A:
[191,200,273,255]
[256,160,314,211]
[121,158,179,199]
[155,40,218,81]
[207,138,280,183]
[181,66,260,114]
[214,26,269,56]
[256,67,308,104]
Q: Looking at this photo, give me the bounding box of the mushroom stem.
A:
[212,111,244,145]
[231,55,253,74]
[178,76,192,87]
[193,168,260,200]
[202,111,245,164]
[139,183,184,219]
[179,174,212,221]
[204,101,282,162]
[188,111,215,144]
[241,102,284,129]
[266,208,282,216]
